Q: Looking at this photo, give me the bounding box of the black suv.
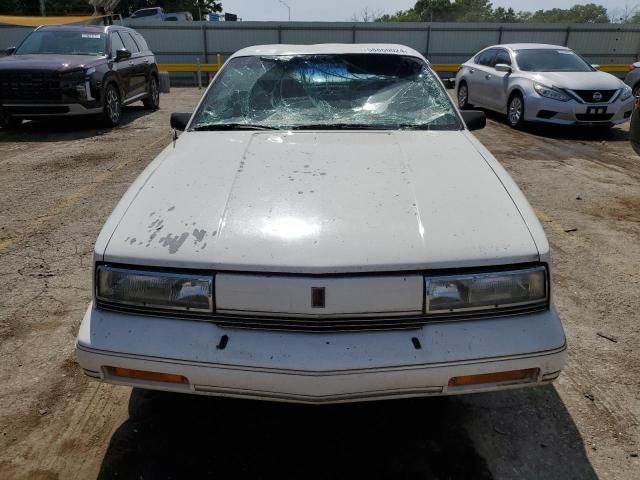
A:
[0,25,159,128]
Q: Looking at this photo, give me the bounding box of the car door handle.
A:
[143,59,150,64]
[469,69,475,74]
[485,74,492,79]
[129,61,134,66]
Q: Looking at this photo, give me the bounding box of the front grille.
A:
[0,71,62,101]
[96,300,547,332]
[571,89,617,103]
[575,113,614,122]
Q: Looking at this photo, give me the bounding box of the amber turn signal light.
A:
[107,366,188,384]
[448,368,538,387]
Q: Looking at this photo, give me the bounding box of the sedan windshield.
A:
[190,54,461,130]
[16,30,106,56]
[515,49,593,72]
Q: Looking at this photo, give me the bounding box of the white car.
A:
[76,44,566,404]
[456,43,635,128]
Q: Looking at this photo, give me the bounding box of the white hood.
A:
[98,130,540,273]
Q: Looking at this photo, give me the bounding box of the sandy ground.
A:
[0,88,638,480]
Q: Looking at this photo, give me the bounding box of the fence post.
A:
[425,24,431,59]
[202,23,208,64]
[352,24,357,43]
[498,25,503,44]
[277,25,282,43]
[564,26,571,46]
[196,57,202,89]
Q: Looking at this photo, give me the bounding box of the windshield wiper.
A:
[289,123,390,130]
[190,123,280,131]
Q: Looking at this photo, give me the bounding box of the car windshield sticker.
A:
[82,34,101,39]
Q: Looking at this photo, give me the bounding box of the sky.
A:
[222,1,636,22]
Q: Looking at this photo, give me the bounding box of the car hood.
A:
[100,130,540,273]
[534,70,623,91]
[0,54,104,72]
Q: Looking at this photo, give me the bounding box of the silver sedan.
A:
[456,43,634,129]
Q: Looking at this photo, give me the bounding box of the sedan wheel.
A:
[457,83,470,109]
[102,84,121,127]
[508,94,525,129]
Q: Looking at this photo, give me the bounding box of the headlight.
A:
[620,85,633,101]
[85,67,96,76]
[96,265,213,313]
[425,266,547,314]
[533,83,570,102]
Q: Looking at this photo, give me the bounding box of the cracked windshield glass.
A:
[190,54,461,130]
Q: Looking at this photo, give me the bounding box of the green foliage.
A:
[379,1,611,24]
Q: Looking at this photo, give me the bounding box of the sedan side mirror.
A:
[494,63,511,73]
[461,110,486,131]
[171,112,192,131]
[591,64,600,70]
[114,48,131,62]
[4,46,16,55]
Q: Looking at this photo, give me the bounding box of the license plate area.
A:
[586,106,607,115]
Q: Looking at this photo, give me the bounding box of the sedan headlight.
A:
[620,85,633,101]
[533,83,570,102]
[96,265,213,313]
[425,266,547,314]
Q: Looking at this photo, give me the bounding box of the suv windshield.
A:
[16,30,106,56]
[515,49,593,72]
[190,54,461,130]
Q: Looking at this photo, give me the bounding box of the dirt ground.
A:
[0,88,638,480]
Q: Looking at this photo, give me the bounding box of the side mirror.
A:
[5,46,16,55]
[494,63,511,73]
[591,64,600,70]
[171,112,192,131]
[114,48,131,62]
[461,110,486,131]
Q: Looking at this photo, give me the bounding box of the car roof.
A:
[36,24,136,34]
[230,44,425,60]
[488,43,570,51]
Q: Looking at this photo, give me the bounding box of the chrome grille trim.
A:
[96,300,547,332]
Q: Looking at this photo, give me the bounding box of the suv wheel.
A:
[507,92,525,129]
[102,84,121,127]
[457,82,471,109]
[143,75,160,110]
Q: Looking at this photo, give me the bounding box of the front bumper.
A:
[523,93,634,125]
[1,102,102,118]
[76,304,567,404]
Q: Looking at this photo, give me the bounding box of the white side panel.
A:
[215,274,423,316]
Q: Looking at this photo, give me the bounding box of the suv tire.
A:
[143,75,160,110]
[102,83,122,127]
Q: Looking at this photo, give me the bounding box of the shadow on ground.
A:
[0,106,153,142]
[480,108,629,142]
[97,385,596,480]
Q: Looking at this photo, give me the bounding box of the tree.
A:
[524,4,609,23]
[376,1,611,24]
[490,6,520,23]
[350,7,384,22]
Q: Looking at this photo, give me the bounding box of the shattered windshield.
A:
[190,54,461,130]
